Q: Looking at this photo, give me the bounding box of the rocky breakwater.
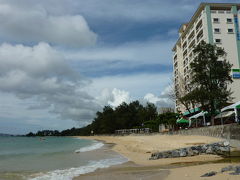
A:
[150,141,230,160]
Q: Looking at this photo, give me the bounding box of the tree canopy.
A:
[179,41,233,124]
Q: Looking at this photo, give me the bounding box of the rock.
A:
[186,148,194,156]
[193,150,199,155]
[202,145,208,152]
[191,146,197,150]
[196,145,203,152]
[172,150,180,157]
[221,165,234,172]
[149,141,230,160]
[149,152,160,160]
[221,165,240,175]
[232,166,240,175]
[223,141,230,146]
[163,151,172,158]
[201,171,217,177]
[179,149,187,157]
[220,146,230,152]
[229,172,239,175]
[206,146,213,154]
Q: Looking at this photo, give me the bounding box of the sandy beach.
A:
[74,135,240,180]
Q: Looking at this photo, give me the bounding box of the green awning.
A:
[236,105,240,109]
[177,118,189,124]
[183,107,200,116]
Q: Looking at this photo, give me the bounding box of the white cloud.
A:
[109,88,130,107]
[95,86,173,110]
[143,85,174,108]
[143,93,174,108]
[0,2,97,47]
[0,43,101,124]
[144,93,163,104]
[85,72,172,100]
[97,88,131,108]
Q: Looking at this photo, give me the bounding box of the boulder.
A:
[179,149,187,157]
[201,144,208,152]
[232,166,240,175]
[193,150,200,155]
[201,171,217,177]
[186,148,194,156]
[221,165,235,173]
[206,146,213,154]
[223,141,230,146]
[172,150,180,157]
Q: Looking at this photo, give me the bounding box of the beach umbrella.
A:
[176,118,189,124]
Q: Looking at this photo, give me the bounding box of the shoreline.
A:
[74,135,240,179]
[77,135,224,166]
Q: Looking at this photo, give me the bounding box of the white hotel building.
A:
[173,3,240,115]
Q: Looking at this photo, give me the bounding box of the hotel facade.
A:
[173,3,240,114]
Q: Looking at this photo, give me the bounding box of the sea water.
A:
[0,136,127,180]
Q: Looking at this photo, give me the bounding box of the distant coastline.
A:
[0,133,16,137]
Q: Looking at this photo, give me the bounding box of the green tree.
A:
[157,112,178,130]
[186,41,233,125]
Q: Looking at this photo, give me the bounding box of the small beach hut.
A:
[220,101,240,123]
[189,111,207,127]
[176,118,189,129]
[176,118,189,124]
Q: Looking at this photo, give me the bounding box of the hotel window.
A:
[226,18,233,23]
[228,28,234,33]
[214,28,220,33]
[213,18,219,23]
[215,39,222,44]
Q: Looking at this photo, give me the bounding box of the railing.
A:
[115,128,151,134]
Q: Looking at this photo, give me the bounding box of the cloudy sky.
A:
[0,0,237,134]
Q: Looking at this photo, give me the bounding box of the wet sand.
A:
[74,135,239,180]
[74,161,169,180]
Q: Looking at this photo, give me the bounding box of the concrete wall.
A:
[163,123,240,140]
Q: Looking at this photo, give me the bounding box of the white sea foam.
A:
[30,157,128,180]
[75,142,104,153]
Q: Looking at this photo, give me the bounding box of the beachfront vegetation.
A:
[91,101,158,134]
[178,41,233,124]
[26,101,178,136]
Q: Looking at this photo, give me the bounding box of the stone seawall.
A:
[150,141,230,160]
[161,123,240,156]
[162,123,240,140]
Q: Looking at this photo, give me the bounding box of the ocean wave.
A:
[75,142,104,153]
[29,157,128,180]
